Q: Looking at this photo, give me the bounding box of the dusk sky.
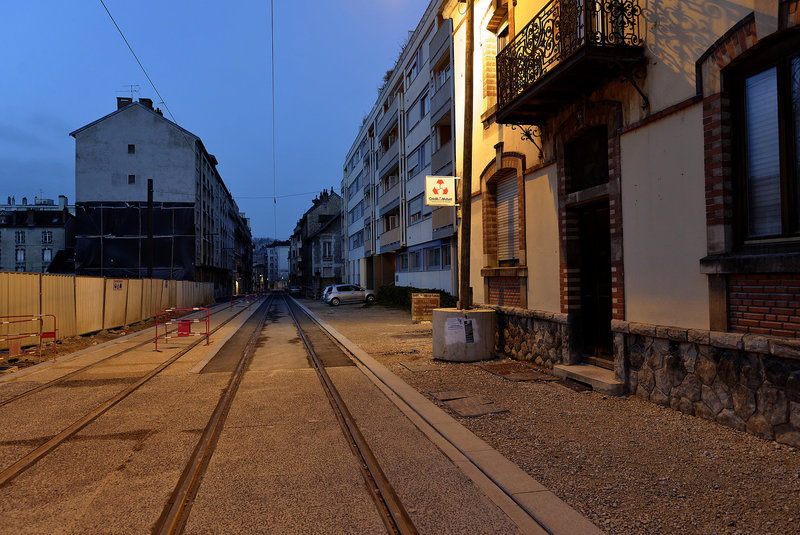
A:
[1,0,432,240]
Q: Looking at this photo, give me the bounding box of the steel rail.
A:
[0,301,242,409]
[283,294,419,535]
[0,298,261,489]
[152,294,274,535]
[294,299,561,535]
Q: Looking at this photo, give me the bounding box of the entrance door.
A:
[578,202,613,365]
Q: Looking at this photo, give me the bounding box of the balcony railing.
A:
[497,0,643,123]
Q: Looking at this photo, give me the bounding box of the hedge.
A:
[376,285,457,310]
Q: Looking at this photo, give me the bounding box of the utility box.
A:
[412,293,440,322]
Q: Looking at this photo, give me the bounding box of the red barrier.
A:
[154,308,209,351]
[0,314,57,361]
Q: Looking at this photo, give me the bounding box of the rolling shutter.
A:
[496,175,517,262]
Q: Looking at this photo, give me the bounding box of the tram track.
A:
[0,299,250,408]
[0,297,261,489]
[283,294,419,535]
[152,293,275,535]
[152,292,418,534]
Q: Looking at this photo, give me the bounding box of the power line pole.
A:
[459,0,474,310]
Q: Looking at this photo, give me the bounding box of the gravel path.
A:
[307,300,800,535]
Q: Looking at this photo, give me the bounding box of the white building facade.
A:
[342,0,457,293]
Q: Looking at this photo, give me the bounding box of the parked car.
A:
[288,286,301,295]
[321,285,333,302]
[323,284,376,306]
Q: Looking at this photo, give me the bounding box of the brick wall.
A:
[488,276,521,307]
[728,274,800,337]
[482,39,497,101]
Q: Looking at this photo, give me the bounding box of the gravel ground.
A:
[306,299,800,535]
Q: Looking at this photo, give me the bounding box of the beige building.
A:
[442,0,800,445]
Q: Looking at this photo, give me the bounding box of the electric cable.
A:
[271,0,278,238]
[98,0,194,150]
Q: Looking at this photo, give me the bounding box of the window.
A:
[498,24,509,52]
[425,246,441,269]
[322,241,332,259]
[42,248,52,263]
[349,201,364,224]
[128,144,135,154]
[406,138,430,179]
[15,231,25,244]
[435,62,451,91]
[16,247,25,263]
[42,230,52,244]
[406,90,430,133]
[128,174,136,185]
[408,195,423,225]
[442,244,452,267]
[409,250,422,271]
[731,37,800,242]
[496,174,519,264]
[349,231,363,249]
[398,253,409,272]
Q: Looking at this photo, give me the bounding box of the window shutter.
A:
[496,175,518,261]
[745,67,781,237]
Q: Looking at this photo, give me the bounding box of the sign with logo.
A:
[113,280,124,291]
[425,176,457,207]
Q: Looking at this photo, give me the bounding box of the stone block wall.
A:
[614,320,800,447]
[492,306,567,369]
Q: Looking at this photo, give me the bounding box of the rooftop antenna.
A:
[117,84,141,98]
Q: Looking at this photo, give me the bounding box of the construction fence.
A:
[0,272,214,350]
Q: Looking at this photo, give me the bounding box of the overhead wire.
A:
[98,0,195,151]
[270,0,278,238]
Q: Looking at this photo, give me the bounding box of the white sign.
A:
[425,176,457,207]
[445,317,479,344]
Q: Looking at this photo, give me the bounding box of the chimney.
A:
[58,195,67,210]
[139,98,153,110]
[155,107,163,116]
[117,97,133,110]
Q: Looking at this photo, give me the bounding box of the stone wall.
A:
[613,320,800,447]
[492,306,567,369]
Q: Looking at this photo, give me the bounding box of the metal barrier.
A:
[229,294,256,310]
[154,308,209,351]
[0,314,57,360]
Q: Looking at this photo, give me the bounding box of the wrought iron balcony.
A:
[496,0,645,125]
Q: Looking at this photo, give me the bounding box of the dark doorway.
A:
[578,202,613,366]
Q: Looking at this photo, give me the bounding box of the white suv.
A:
[323,284,376,306]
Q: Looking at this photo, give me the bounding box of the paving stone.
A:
[444,396,508,418]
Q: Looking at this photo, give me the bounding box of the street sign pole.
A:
[459,0,474,310]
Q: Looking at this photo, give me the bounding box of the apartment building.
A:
[0,195,74,273]
[254,239,289,290]
[70,97,252,298]
[342,0,458,293]
[442,0,800,445]
[289,189,344,298]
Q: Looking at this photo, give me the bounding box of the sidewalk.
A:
[302,299,800,535]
